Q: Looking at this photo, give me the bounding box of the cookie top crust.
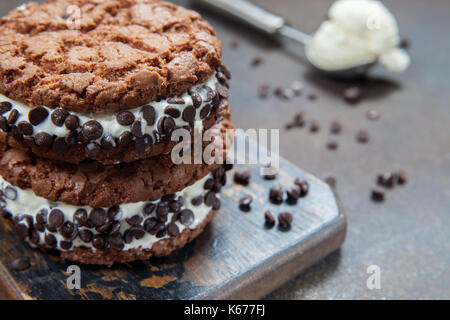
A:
[0,0,222,113]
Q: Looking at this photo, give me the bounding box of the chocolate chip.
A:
[216,83,230,99]
[218,65,232,79]
[201,86,216,102]
[116,111,135,126]
[126,215,143,226]
[51,109,69,126]
[60,240,72,250]
[199,104,211,120]
[89,208,107,227]
[96,220,113,234]
[294,178,309,197]
[82,120,103,141]
[190,92,202,108]
[0,116,10,132]
[135,134,153,153]
[291,81,303,96]
[144,217,158,233]
[366,109,380,121]
[92,235,106,250]
[45,233,57,248]
[234,170,250,185]
[239,195,252,212]
[109,221,121,235]
[61,221,77,239]
[343,87,362,104]
[326,141,339,150]
[107,233,124,250]
[86,142,101,157]
[396,170,408,185]
[52,137,70,154]
[278,212,293,229]
[142,105,156,125]
[325,176,337,189]
[377,172,396,188]
[264,211,275,228]
[309,120,320,133]
[155,224,167,238]
[275,87,293,100]
[28,107,48,125]
[400,37,410,49]
[191,196,203,206]
[263,167,277,180]
[65,130,77,145]
[107,205,120,220]
[161,194,176,202]
[129,120,144,138]
[128,226,146,240]
[118,131,133,146]
[204,191,218,207]
[169,201,181,214]
[160,116,176,136]
[204,178,215,191]
[14,223,29,240]
[251,56,263,67]
[0,101,12,114]
[36,208,48,225]
[29,230,40,244]
[286,185,301,204]
[143,203,156,215]
[48,209,64,230]
[330,121,342,134]
[167,222,180,236]
[34,132,53,148]
[269,186,283,204]
[79,229,93,243]
[4,186,17,200]
[73,209,88,226]
[100,135,115,150]
[7,109,19,125]
[182,105,195,122]
[10,126,23,141]
[216,72,229,86]
[356,130,369,143]
[156,203,169,222]
[371,189,385,202]
[180,209,194,226]
[64,115,79,130]
[17,121,33,136]
[167,97,185,104]
[11,258,30,271]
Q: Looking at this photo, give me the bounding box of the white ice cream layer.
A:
[306,0,410,72]
[0,174,214,252]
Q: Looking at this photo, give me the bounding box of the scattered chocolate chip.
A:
[234,170,250,185]
[239,195,252,212]
[356,129,369,143]
[7,109,19,124]
[330,121,342,134]
[326,141,339,150]
[17,121,33,136]
[34,132,53,148]
[309,120,320,133]
[377,172,396,188]
[264,211,275,228]
[325,176,337,189]
[269,186,283,204]
[191,195,203,206]
[79,229,93,242]
[182,105,195,122]
[199,104,211,119]
[251,56,263,67]
[28,107,48,125]
[294,178,309,197]
[52,137,70,154]
[82,120,103,141]
[0,101,12,114]
[278,212,293,229]
[118,131,133,146]
[13,223,29,240]
[371,189,385,202]
[45,233,57,248]
[101,135,116,150]
[126,215,143,226]
[396,170,408,185]
[86,142,101,157]
[286,185,301,204]
[165,106,181,118]
[64,115,79,130]
[275,87,294,100]
[48,209,64,229]
[92,235,105,250]
[11,258,30,271]
[51,109,69,126]
[89,208,107,227]
[399,37,410,49]
[291,81,303,96]
[343,87,362,104]
[190,92,202,108]
[167,222,180,236]
[180,209,194,226]
[366,109,380,121]
[4,186,17,200]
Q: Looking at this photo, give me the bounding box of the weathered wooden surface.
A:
[0,154,345,299]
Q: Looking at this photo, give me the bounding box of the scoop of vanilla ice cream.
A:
[306,0,410,72]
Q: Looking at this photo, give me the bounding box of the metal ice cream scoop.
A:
[194,0,374,79]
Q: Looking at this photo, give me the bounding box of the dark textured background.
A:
[0,0,449,299]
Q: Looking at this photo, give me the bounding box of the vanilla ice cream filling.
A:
[306,0,410,72]
[0,71,222,144]
[0,173,215,252]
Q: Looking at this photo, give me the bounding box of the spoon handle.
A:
[194,0,285,35]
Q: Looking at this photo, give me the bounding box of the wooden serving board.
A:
[0,155,346,300]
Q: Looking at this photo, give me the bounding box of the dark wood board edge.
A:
[195,196,347,300]
[0,261,26,300]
